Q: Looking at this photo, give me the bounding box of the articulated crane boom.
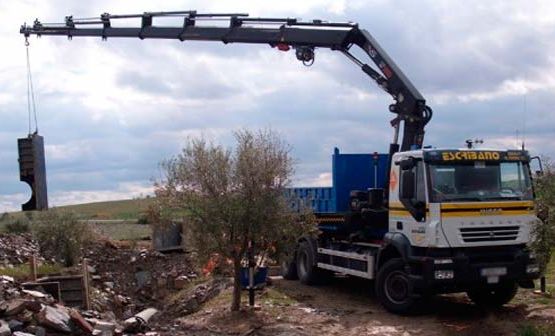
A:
[20,10,432,156]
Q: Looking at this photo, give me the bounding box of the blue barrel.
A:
[240,267,268,288]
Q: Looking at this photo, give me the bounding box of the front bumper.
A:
[407,245,540,293]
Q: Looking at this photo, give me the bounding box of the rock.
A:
[0,276,14,284]
[101,311,116,322]
[36,305,71,333]
[2,300,28,316]
[174,276,188,290]
[8,319,24,332]
[528,308,555,319]
[93,320,117,336]
[103,282,114,289]
[13,332,35,336]
[156,277,167,287]
[23,326,46,336]
[69,308,94,334]
[176,279,229,315]
[22,289,47,298]
[135,271,151,288]
[0,320,10,336]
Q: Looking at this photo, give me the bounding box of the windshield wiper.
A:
[483,196,523,201]
[446,197,484,202]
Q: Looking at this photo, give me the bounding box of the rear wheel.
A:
[376,258,417,314]
[281,258,298,280]
[467,281,518,307]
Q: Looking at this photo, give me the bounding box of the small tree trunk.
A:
[231,256,242,311]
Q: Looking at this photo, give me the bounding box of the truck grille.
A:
[460,226,519,243]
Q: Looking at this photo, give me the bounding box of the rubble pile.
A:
[0,234,43,267]
[0,236,214,336]
[0,275,162,336]
[168,278,230,316]
[84,241,197,316]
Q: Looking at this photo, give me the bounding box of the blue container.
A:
[240,267,268,288]
[286,148,389,213]
[285,187,335,213]
[332,148,389,212]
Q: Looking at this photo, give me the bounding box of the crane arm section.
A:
[20,11,432,151]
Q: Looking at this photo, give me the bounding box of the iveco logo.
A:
[480,208,503,216]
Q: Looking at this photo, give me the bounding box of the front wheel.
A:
[467,281,518,307]
[375,258,417,314]
[296,241,319,285]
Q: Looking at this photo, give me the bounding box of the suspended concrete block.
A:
[18,133,48,211]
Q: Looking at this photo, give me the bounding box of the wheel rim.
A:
[384,270,410,304]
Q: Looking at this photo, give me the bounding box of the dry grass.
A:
[0,263,62,280]
[56,198,155,220]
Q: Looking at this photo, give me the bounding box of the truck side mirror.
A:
[530,156,544,177]
[399,158,416,171]
[400,171,415,200]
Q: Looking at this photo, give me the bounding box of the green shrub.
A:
[137,214,149,225]
[4,218,30,234]
[33,211,92,267]
[532,158,555,274]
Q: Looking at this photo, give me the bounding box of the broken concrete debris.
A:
[0,234,43,268]
[0,235,200,335]
[0,320,10,336]
[0,270,166,335]
[36,305,72,333]
[123,308,159,333]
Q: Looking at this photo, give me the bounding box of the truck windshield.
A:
[428,161,533,202]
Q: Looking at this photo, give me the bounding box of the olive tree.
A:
[154,129,306,311]
[531,157,555,276]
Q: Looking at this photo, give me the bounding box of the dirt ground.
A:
[4,232,554,335]
[169,275,555,336]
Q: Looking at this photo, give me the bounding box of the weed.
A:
[33,211,92,267]
[518,324,555,336]
[4,218,30,234]
[0,263,62,280]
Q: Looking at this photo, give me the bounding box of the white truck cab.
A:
[390,148,536,249]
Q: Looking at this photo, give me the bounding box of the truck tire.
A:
[281,259,298,280]
[296,241,321,285]
[467,281,518,307]
[376,258,416,314]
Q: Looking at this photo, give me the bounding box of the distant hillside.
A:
[56,198,156,220]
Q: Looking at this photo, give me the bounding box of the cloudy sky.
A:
[1,0,554,211]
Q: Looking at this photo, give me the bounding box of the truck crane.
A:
[20,11,540,313]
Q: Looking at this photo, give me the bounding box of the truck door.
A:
[390,160,428,246]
